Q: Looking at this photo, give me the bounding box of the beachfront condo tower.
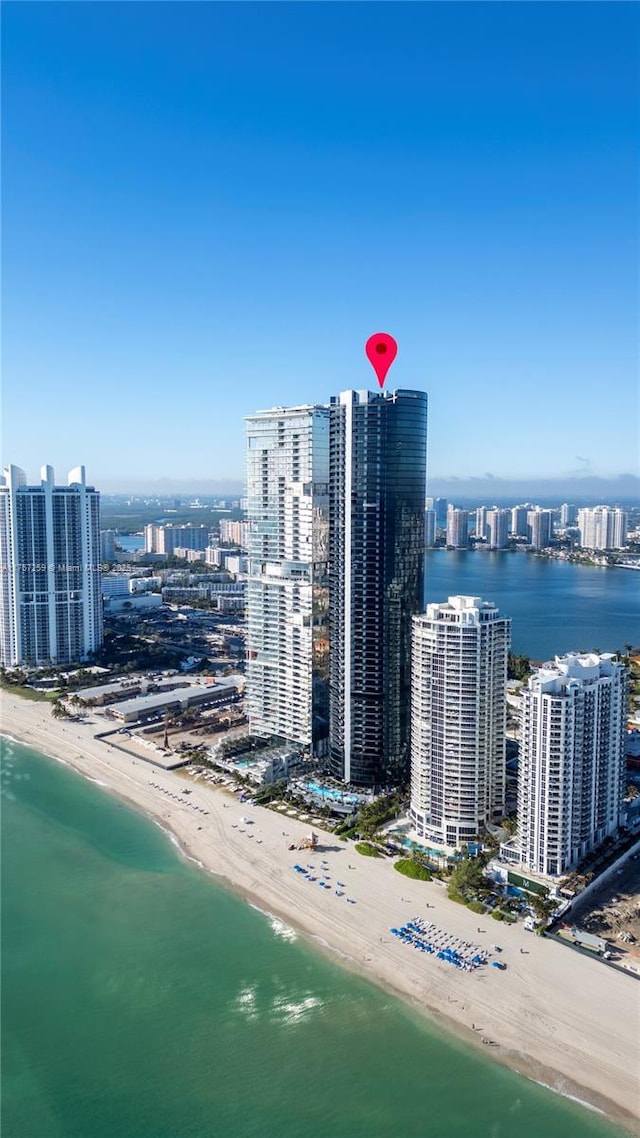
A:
[0,464,103,667]
[517,653,627,876]
[328,388,428,787]
[409,596,510,848]
[245,405,330,755]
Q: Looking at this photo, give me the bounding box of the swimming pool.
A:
[301,780,361,805]
[392,835,454,862]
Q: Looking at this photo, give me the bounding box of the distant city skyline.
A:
[3,4,638,483]
[6,470,638,505]
[98,472,640,502]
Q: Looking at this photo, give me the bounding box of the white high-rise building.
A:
[410,596,510,848]
[560,503,577,527]
[577,507,628,550]
[475,506,488,541]
[446,506,469,548]
[487,508,510,549]
[527,508,553,549]
[245,405,330,753]
[517,653,626,876]
[144,524,210,555]
[424,508,436,548]
[219,519,252,549]
[510,505,529,537]
[0,465,103,667]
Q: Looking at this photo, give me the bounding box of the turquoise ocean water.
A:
[1,739,628,1138]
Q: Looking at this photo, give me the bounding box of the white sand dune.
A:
[2,690,638,1132]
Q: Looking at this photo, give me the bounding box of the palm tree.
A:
[530,894,557,927]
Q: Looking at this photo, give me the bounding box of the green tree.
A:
[507,652,531,681]
[447,854,492,902]
[529,893,556,927]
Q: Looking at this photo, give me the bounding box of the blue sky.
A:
[3,2,638,489]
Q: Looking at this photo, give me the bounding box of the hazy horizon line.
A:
[95,471,640,499]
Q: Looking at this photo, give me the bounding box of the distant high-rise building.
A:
[100,529,117,562]
[0,465,103,667]
[204,546,224,567]
[446,506,469,548]
[475,506,489,541]
[577,507,628,550]
[410,596,510,847]
[426,497,448,529]
[487,508,510,550]
[510,505,529,537]
[527,508,553,549]
[245,404,330,753]
[329,388,428,787]
[144,524,211,555]
[424,508,436,548]
[560,503,578,527]
[219,519,252,549]
[517,653,626,876]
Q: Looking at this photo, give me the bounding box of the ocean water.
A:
[1,739,628,1138]
[116,534,144,553]
[424,551,639,659]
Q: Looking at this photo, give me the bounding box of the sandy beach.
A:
[2,690,639,1132]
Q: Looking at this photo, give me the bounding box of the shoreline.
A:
[2,691,639,1134]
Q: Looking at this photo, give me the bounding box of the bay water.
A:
[425,550,639,659]
[1,738,628,1138]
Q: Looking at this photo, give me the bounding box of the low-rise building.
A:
[110,677,243,723]
[173,547,206,563]
[105,593,163,613]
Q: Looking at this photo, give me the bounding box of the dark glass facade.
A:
[328,389,428,788]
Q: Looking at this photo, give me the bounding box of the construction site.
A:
[567,852,640,973]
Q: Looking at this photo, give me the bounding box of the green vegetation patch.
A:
[466,900,486,914]
[338,790,406,842]
[355,842,382,858]
[394,858,432,881]
[507,651,531,681]
[0,681,50,702]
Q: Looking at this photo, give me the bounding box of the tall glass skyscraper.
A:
[245,405,330,754]
[328,389,428,788]
[0,465,102,667]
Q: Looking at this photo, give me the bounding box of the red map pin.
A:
[365,332,398,388]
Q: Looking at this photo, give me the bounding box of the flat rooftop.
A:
[111,678,242,719]
[73,677,189,701]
